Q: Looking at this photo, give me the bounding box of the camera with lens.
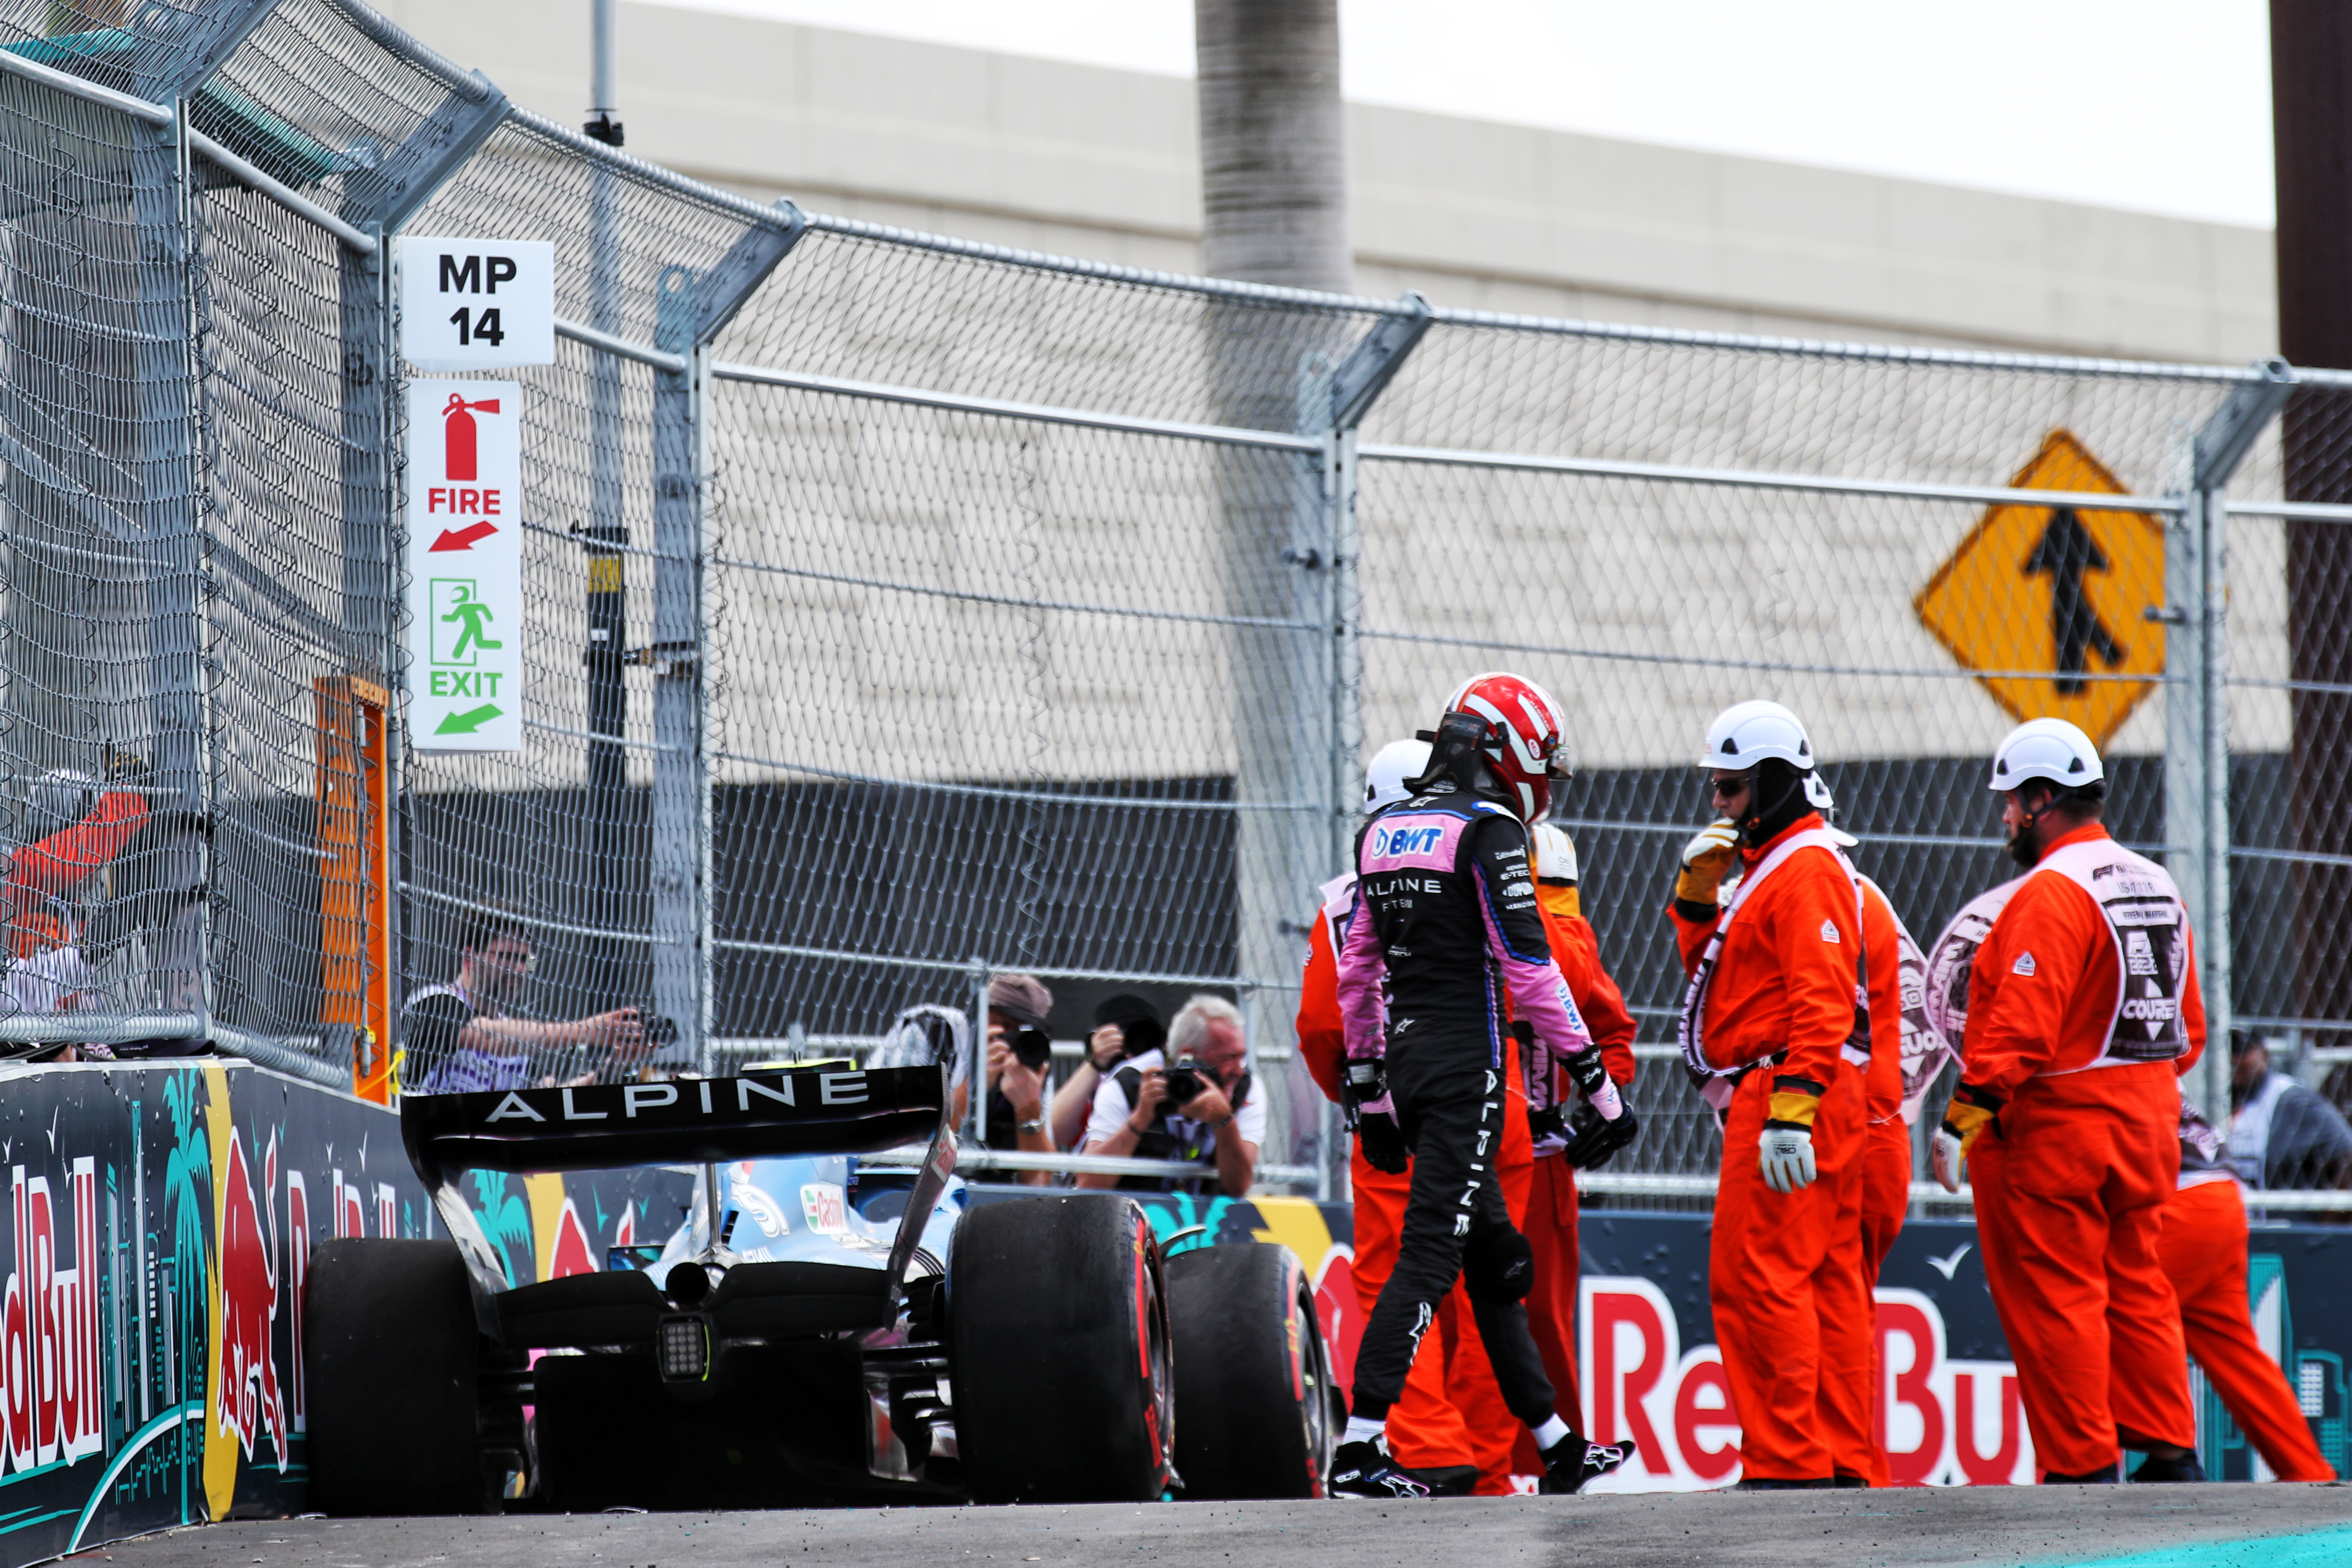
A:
[1010,1025,1053,1072]
[622,1007,680,1049]
[1161,1056,1210,1107]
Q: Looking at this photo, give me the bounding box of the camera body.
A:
[1161,1055,1209,1108]
[1010,1025,1053,1072]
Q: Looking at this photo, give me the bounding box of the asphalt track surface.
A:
[77,1485,2352,1568]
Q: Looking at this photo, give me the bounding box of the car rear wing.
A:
[401,1064,947,1174]
[400,1065,955,1315]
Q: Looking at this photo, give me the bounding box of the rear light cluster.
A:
[658,1314,710,1381]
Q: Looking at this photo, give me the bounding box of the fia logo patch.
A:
[2012,951,2037,977]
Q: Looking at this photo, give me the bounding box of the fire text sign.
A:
[395,238,555,371]
[405,381,522,751]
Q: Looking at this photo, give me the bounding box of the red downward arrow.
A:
[429,521,500,552]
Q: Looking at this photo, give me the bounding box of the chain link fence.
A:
[0,0,2346,1203]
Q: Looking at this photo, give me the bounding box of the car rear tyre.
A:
[1166,1241,1334,1499]
[949,1194,1173,1503]
[306,1239,500,1515]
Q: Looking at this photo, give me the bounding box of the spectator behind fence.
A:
[1049,992,1166,1152]
[401,913,648,1094]
[1079,993,1259,1196]
[2230,1035,2352,1192]
[948,973,1057,1188]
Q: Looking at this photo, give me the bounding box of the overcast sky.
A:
[663,0,2277,229]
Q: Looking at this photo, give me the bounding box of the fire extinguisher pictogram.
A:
[441,392,502,482]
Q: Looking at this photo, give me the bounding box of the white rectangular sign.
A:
[406,380,523,751]
[397,237,555,371]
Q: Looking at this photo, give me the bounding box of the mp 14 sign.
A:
[396,237,554,371]
[405,381,522,750]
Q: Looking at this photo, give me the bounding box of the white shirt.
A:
[1083,1047,1267,1154]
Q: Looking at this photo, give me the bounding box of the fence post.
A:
[645,208,807,1073]
[1310,295,1432,1201]
[131,80,211,1025]
[2188,360,2295,1118]
[969,958,992,1145]
[651,268,704,1069]
[585,160,629,1021]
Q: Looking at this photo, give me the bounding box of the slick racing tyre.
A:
[1166,1241,1334,1499]
[949,1194,1174,1503]
[306,1240,499,1515]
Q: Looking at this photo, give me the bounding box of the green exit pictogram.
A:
[430,578,502,666]
[434,703,502,735]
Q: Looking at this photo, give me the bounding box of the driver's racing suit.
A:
[1335,785,1604,1426]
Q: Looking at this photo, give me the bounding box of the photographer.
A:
[1078,994,1259,1196]
[1048,992,1166,1151]
[953,973,1059,1188]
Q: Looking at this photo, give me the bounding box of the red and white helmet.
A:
[1443,671,1571,823]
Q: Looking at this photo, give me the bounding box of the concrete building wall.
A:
[376,0,2275,365]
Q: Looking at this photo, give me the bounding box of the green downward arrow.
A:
[435,703,502,735]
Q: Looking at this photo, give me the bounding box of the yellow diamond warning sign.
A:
[1914,429,2165,748]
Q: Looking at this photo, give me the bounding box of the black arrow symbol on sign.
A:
[2022,506,2127,695]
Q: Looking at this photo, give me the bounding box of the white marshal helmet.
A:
[1530,821,1580,884]
[1988,717,2104,795]
[1700,700,1837,813]
[1362,738,1432,814]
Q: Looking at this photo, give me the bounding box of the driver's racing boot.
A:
[1538,1433,1636,1494]
[1330,1435,1433,1499]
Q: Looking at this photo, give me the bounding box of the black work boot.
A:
[2128,1451,2207,1483]
[1733,1476,1835,1490]
[2041,1463,2120,1484]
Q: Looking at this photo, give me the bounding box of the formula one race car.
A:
[299,1056,1335,1512]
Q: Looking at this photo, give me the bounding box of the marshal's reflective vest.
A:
[1925,837,2193,1076]
[1678,827,1871,1118]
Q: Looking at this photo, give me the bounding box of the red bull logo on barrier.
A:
[0,1158,102,1473]
[216,1131,287,1472]
[1575,1277,2034,1489]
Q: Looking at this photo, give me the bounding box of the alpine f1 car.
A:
[300,1056,1335,1511]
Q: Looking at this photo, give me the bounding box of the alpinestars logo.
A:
[1407,1299,1435,1351]
[2013,952,2037,976]
[1820,919,1841,944]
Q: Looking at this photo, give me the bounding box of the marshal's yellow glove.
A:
[1933,1084,2003,1192]
[1675,820,1741,905]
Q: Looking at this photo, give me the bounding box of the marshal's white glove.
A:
[1676,820,1741,905]
[1932,1089,1999,1194]
[1932,1124,1966,1193]
[1758,1124,1817,1194]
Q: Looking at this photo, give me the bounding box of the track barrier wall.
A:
[0,1061,2333,1561]
[2,1,2352,1206]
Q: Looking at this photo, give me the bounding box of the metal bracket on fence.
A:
[136,0,284,98]
[1328,291,1432,432]
[353,75,512,236]
[2193,358,2296,490]
[677,202,808,343]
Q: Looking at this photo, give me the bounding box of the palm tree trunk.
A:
[1195,0,1351,1181]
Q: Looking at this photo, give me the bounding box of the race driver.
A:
[1932,717,2204,1483]
[1332,673,1637,1498]
[1300,736,1486,1496]
[1672,700,1872,1488]
[1452,819,1641,1490]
